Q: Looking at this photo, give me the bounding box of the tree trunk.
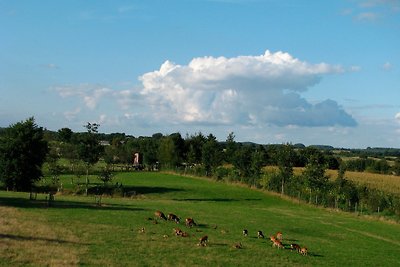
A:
[85,166,89,196]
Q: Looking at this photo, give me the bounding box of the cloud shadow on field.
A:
[119,186,185,195]
[0,233,89,245]
[172,198,261,202]
[0,196,145,212]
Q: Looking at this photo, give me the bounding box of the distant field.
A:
[1,172,400,266]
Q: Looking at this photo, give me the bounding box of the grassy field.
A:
[1,172,400,266]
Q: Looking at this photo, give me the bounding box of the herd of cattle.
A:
[139,210,308,256]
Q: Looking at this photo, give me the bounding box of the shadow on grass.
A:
[82,185,185,196]
[173,198,261,202]
[308,252,324,257]
[0,233,90,245]
[0,196,145,212]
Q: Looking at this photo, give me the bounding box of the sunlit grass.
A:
[1,172,400,266]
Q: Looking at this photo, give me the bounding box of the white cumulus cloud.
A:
[395,112,400,121]
[137,50,356,127]
[55,84,112,110]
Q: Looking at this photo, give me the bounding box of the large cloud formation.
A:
[138,50,357,127]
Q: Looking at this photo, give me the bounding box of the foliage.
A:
[98,167,113,185]
[77,122,103,167]
[0,117,48,191]
[276,144,296,194]
[201,134,223,176]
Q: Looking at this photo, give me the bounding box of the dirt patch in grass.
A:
[0,206,86,266]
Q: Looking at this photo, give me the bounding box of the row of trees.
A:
[344,158,400,175]
[1,118,399,218]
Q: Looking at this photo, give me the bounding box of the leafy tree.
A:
[77,123,103,188]
[302,150,328,203]
[250,146,266,179]
[46,144,62,185]
[57,127,73,143]
[224,132,238,164]
[332,166,358,210]
[186,132,206,165]
[276,144,296,194]
[59,142,79,174]
[202,134,223,176]
[392,159,400,176]
[103,145,119,170]
[232,145,253,178]
[0,117,48,191]
[159,135,179,169]
[98,167,113,185]
[140,137,159,170]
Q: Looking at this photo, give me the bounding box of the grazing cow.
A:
[243,229,248,237]
[181,231,189,237]
[155,210,167,220]
[138,227,145,233]
[300,247,308,256]
[167,213,180,224]
[276,231,283,241]
[272,239,284,249]
[257,230,264,239]
[233,242,242,249]
[270,235,276,242]
[173,228,183,236]
[290,243,301,252]
[198,235,208,246]
[185,218,196,228]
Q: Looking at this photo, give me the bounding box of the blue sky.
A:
[1,0,399,148]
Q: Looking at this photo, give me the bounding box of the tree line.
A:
[1,117,400,219]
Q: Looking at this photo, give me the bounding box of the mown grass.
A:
[1,172,400,266]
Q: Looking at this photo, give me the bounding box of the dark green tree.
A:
[202,134,223,176]
[185,132,206,165]
[250,146,266,179]
[276,144,296,194]
[158,135,179,169]
[302,150,328,204]
[0,117,48,191]
[57,127,73,143]
[224,132,237,164]
[45,144,62,186]
[77,123,103,189]
[232,145,253,178]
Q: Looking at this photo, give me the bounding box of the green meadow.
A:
[1,172,400,266]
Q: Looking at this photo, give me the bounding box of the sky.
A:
[1,0,399,148]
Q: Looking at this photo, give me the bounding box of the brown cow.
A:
[167,213,180,224]
[198,235,208,246]
[185,218,196,227]
[276,231,283,241]
[290,243,301,252]
[173,228,183,236]
[272,239,284,249]
[300,247,308,256]
[154,210,167,220]
[233,242,242,249]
